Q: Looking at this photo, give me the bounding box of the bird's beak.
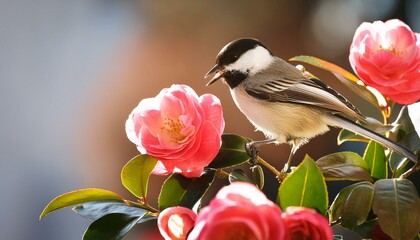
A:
[205,64,225,86]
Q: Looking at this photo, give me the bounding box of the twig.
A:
[257,157,287,182]
[127,200,160,213]
[215,168,230,178]
[400,162,420,179]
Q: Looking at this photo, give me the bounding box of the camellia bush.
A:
[40,19,420,240]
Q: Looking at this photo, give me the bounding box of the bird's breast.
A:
[230,87,330,143]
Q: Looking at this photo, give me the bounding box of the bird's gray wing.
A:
[245,74,366,122]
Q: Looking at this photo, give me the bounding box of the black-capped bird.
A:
[205,38,417,171]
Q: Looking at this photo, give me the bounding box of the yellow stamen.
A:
[160,117,185,141]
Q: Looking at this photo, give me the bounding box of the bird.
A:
[204,38,417,172]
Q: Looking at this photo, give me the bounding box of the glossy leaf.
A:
[40,188,124,220]
[228,169,254,184]
[393,106,417,142]
[390,106,420,175]
[373,179,420,240]
[353,220,378,239]
[397,131,420,155]
[329,181,374,228]
[337,129,369,145]
[73,200,148,221]
[208,134,251,169]
[290,56,359,82]
[333,72,387,109]
[363,140,387,179]
[83,213,142,240]
[277,155,328,213]
[289,55,379,106]
[158,169,216,210]
[251,165,264,189]
[389,153,410,178]
[121,154,158,200]
[394,134,420,171]
[316,152,372,181]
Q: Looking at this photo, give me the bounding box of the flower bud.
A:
[158,207,196,240]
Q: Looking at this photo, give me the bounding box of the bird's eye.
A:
[231,55,239,62]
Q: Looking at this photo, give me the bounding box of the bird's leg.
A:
[246,138,276,165]
[282,144,299,172]
[245,142,259,164]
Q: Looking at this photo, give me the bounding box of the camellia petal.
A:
[125,84,224,178]
[349,19,420,104]
[187,182,286,240]
[282,207,333,240]
[154,122,221,178]
[199,94,225,134]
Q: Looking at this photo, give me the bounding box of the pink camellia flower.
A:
[188,182,286,240]
[126,84,224,178]
[158,206,197,240]
[281,207,333,240]
[349,19,420,104]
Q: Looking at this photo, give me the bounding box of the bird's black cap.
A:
[205,38,273,88]
[216,38,272,67]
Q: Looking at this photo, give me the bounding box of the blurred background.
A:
[1,0,419,239]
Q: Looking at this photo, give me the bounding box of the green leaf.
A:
[290,56,359,83]
[208,134,251,169]
[337,129,369,145]
[73,201,148,221]
[83,213,142,240]
[158,169,216,210]
[353,220,378,239]
[389,152,411,178]
[121,154,158,200]
[396,132,420,153]
[277,155,328,213]
[390,106,420,176]
[393,106,418,143]
[251,165,265,189]
[373,179,420,240]
[39,188,124,220]
[329,181,374,228]
[363,140,387,179]
[289,55,379,106]
[228,169,254,184]
[316,152,372,181]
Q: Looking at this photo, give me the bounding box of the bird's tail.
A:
[330,114,417,163]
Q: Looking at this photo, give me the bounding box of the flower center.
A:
[378,44,401,55]
[161,117,185,141]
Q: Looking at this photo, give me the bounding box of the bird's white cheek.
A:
[226,46,274,76]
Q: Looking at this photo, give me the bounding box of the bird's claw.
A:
[246,142,259,165]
